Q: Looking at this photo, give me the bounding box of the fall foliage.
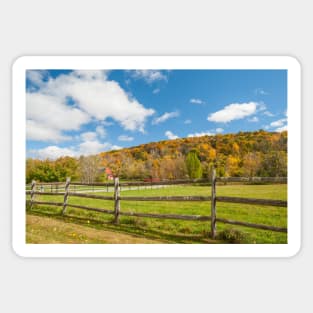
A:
[26,130,287,183]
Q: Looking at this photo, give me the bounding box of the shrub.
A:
[217,228,249,243]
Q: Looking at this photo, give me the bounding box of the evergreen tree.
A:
[186,150,202,179]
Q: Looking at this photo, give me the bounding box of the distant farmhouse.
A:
[104,167,114,180]
[98,167,114,180]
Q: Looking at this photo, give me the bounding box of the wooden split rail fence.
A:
[26,172,287,238]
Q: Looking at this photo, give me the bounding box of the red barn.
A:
[105,167,114,180]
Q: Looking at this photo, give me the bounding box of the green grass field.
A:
[26,183,287,244]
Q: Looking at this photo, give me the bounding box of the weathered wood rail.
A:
[26,174,288,238]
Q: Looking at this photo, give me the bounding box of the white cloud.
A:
[165,131,179,140]
[29,138,123,159]
[27,93,90,136]
[248,116,259,122]
[258,103,267,111]
[111,145,123,150]
[215,128,224,133]
[264,117,287,132]
[59,77,155,132]
[72,70,108,80]
[80,132,98,141]
[129,70,167,84]
[152,111,179,125]
[118,135,134,142]
[188,131,214,138]
[263,111,274,117]
[78,140,111,156]
[152,88,160,94]
[27,70,48,87]
[26,70,155,142]
[207,102,258,123]
[26,120,71,142]
[96,126,106,138]
[184,119,192,124]
[270,118,287,128]
[190,98,204,104]
[31,146,76,159]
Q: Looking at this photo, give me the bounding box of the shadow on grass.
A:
[27,208,218,244]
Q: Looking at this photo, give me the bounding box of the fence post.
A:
[211,169,217,239]
[30,180,36,210]
[114,177,120,224]
[62,177,71,215]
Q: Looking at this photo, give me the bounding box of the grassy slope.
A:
[27,184,287,244]
[27,214,166,244]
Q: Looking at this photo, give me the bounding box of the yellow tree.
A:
[225,155,240,177]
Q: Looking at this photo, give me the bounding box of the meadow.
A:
[26,183,287,244]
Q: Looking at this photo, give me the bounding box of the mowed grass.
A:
[26,183,287,244]
[27,214,165,244]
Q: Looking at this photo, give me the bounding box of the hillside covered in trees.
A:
[26,130,287,183]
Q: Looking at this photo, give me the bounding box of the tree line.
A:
[26,130,287,183]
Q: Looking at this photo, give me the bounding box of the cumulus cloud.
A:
[27,70,48,87]
[26,70,155,142]
[80,132,98,141]
[188,131,214,138]
[78,140,111,155]
[152,111,179,125]
[26,120,71,142]
[129,70,167,84]
[190,98,204,104]
[207,102,258,123]
[184,119,192,124]
[31,139,123,159]
[215,128,224,133]
[165,131,179,140]
[27,93,90,133]
[263,111,274,117]
[30,146,76,159]
[152,88,160,94]
[118,135,134,142]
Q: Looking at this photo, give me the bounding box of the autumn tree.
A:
[225,155,241,177]
[26,130,288,182]
[54,156,79,181]
[26,159,58,182]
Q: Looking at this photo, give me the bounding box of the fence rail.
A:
[26,174,288,238]
[26,176,287,189]
[26,191,287,207]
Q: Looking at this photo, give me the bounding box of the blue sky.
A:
[26,69,287,159]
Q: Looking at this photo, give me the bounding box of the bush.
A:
[217,228,249,243]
